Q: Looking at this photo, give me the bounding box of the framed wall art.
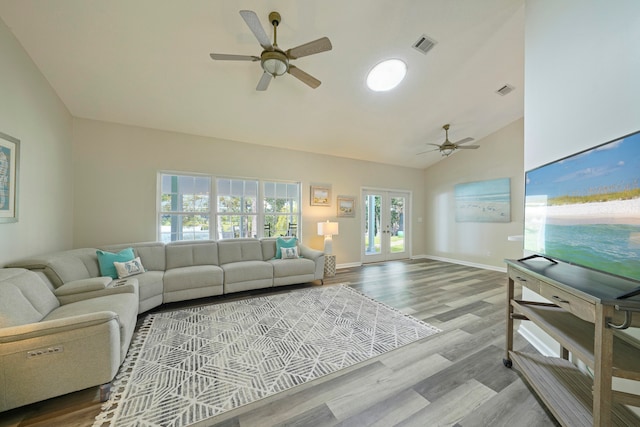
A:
[310,184,331,206]
[337,195,356,217]
[0,132,19,223]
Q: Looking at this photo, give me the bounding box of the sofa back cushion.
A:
[260,238,278,260]
[101,242,166,271]
[0,269,59,328]
[218,239,263,265]
[5,248,101,287]
[165,240,219,269]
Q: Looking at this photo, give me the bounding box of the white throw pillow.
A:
[281,247,299,259]
[114,257,145,278]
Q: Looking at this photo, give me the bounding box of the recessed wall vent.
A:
[412,34,437,55]
[496,84,515,96]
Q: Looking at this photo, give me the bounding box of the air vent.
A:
[412,34,437,55]
[496,84,515,96]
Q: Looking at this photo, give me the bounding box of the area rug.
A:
[93,284,441,427]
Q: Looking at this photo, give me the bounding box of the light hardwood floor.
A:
[0,259,559,427]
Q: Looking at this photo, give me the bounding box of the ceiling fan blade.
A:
[286,37,332,59]
[456,145,480,149]
[288,65,321,89]
[454,137,475,145]
[239,10,273,51]
[416,148,439,155]
[256,72,272,91]
[210,53,260,61]
[426,143,441,147]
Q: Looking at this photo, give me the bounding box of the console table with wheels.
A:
[504,258,640,426]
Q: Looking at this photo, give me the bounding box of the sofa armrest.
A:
[299,245,324,261]
[55,277,138,305]
[0,311,119,343]
[55,277,112,296]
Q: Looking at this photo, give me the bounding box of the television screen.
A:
[524,130,640,282]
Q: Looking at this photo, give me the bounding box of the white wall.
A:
[71,118,425,266]
[0,18,73,266]
[524,0,640,400]
[423,118,525,270]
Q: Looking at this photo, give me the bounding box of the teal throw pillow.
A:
[97,247,135,279]
[275,237,297,259]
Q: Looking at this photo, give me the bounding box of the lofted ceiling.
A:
[0,0,524,169]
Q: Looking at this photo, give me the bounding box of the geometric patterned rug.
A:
[93,284,441,427]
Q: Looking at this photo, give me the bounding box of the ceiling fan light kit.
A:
[210,10,332,91]
[417,123,480,157]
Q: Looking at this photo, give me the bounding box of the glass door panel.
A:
[363,190,410,263]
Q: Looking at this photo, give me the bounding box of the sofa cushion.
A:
[269,258,316,278]
[0,269,59,327]
[218,239,263,264]
[97,248,135,279]
[163,265,224,294]
[165,241,219,269]
[221,260,273,284]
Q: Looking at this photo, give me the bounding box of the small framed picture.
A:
[337,196,356,217]
[0,132,20,223]
[310,184,331,206]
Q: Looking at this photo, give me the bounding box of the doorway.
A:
[362,189,410,263]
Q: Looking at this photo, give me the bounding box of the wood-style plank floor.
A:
[0,259,559,427]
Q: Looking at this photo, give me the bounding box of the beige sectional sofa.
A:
[0,237,324,412]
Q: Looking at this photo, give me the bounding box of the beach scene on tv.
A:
[524,131,640,282]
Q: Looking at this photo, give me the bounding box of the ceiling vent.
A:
[496,84,515,96]
[412,34,437,55]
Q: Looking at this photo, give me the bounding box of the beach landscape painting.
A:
[524,131,640,282]
[455,178,511,223]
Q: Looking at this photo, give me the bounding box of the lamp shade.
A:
[317,221,339,236]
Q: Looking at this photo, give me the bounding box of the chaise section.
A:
[0,268,138,412]
[164,240,224,303]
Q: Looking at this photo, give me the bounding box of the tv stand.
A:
[517,253,558,264]
[504,259,640,426]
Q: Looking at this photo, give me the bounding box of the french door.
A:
[362,189,410,263]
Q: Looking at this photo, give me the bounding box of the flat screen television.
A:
[523,130,640,284]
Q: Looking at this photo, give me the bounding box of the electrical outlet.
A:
[27,346,64,358]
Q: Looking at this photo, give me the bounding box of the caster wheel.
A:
[503,358,513,368]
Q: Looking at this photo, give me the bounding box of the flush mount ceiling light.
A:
[366,59,407,91]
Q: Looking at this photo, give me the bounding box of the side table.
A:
[324,254,336,277]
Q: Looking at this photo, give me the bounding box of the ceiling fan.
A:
[418,124,479,156]
[210,10,332,91]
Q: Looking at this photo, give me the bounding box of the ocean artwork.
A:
[455,178,511,223]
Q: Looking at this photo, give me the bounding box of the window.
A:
[263,181,299,237]
[216,178,258,239]
[158,173,300,241]
[159,174,212,242]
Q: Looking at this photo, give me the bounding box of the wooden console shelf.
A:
[505,259,640,426]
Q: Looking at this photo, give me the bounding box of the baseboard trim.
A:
[517,323,557,357]
[336,262,362,270]
[413,254,507,273]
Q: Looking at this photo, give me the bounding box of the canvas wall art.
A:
[455,178,510,223]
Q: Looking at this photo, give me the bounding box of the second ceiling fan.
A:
[418,124,479,156]
[210,10,332,91]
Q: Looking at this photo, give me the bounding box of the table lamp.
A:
[317,220,339,254]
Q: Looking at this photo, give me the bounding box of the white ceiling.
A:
[0,0,524,169]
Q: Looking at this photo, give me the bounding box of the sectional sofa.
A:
[0,237,324,412]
